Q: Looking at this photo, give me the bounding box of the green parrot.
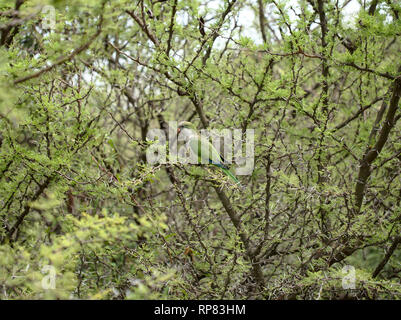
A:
[177,121,240,186]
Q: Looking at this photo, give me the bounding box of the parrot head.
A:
[177,121,196,134]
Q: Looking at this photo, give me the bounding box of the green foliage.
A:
[0,0,401,300]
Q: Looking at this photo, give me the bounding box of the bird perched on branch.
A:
[177,121,240,186]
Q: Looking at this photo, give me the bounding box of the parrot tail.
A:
[215,164,241,186]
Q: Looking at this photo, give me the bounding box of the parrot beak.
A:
[177,128,181,134]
